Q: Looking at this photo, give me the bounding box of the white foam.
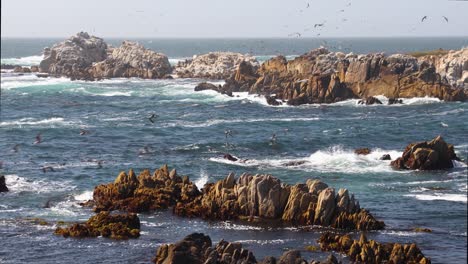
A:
[1,75,70,90]
[405,193,467,203]
[1,55,44,66]
[233,239,292,245]
[195,170,210,189]
[0,117,79,128]
[4,174,75,194]
[164,117,319,128]
[74,190,93,201]
[210,146,404,174]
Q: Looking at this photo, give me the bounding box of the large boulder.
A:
[318,232,431,264]
[0,175,8,192]
[39,32,108,78]
[420,48,468,89]
[90,41,172,79]
[174,52,259,79]
[54,211,140,239]
[391,136,460,170]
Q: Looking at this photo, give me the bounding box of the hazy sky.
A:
[2,0,468,38]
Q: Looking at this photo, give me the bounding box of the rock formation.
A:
[93,165,201,212]
[220,48,467,105]
[90,41,172,79]
[355,148,371,155]
[358,96,382,105]
[419,48,467,89]
[39,32,171,80]
[91,165,383,231]
[0,175,8,192]
[174,52,259,79]
[39,32,108,79]
[318,232,431,264]
[55,211,140,239]
[154,233,339,264]
[391,136,460,170]
[194,82,233,96]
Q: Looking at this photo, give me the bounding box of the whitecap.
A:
[0,117,79,128]
[1,55,44,66]
[164,117,319,128]
[195,170,210,189]
[233,239,293,245]
[4,174,75,194]
[404,193,467,203]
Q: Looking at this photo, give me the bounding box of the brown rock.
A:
[355,148,371,155]
[391,136,460,170]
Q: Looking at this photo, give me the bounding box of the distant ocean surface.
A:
[1,37,467,263]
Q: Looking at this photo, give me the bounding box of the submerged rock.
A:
[318,232,431,264]
[174,52,259,79]
[388,98,403,104]
[55,211,140,239]
[0,175,9,192]
[154,233,339,264]
[91,166,383,231]
[358,96,383,105]
[391,136,460,170]
[380,154,392,160]
[194,82,233,96]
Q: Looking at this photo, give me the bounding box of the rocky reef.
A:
[55,211,140,239]
[154,233,339,264]
[221,47,467,105]
[318,232,431,264]
[0,175,8,192]
[174,52,259,79]
[391,136,460,170]
[39,32,171,80]
[91,165,383,231]
[419,48,468,89]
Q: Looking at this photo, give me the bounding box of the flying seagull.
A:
[314,23,324,28]
[148,113,158,123]
[442,16,449,22]
[421,16,427,22]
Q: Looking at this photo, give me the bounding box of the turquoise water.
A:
[0,39,467,263]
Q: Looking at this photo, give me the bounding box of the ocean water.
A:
[0,38,467,263]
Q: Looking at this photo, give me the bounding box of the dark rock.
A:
[391,135,460,170]
[282,160,307,167]
[358,96,382,105]
[318,232,431,264]
[223,153,238,162]
[388,98,403,104]
[55,211,140,239]
[354,148,371,155]
[380,154,391,160]
[0,175,9,192]
[265,95,282,106]
[0,64,16,70]
[194,82,219,92]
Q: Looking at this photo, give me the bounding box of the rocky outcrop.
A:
[93,165,200,212]
[174,52,259,79]
[0,175,8,192]
[358,96,382,105]
[39,32,108,79]
[54,211,140,239]
[420,48,467,89]
[90,41,172,79]
[391,136,460,170]
[154,233,339,264]
[91,166,383,231]
[174,174,384,230]
[194,82,233,96]
[318,232,431,264]
[220,48,467,105]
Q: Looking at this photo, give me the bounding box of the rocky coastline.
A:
[10,31,463,105]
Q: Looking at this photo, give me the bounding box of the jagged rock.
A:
[391,136,460,170]
[174,52,259,79]
[93,165,201,212]
[358,97,382,105]
[318,232,431,264]
[355,148,371,155]
[217,47,467,105]
[0,175,8,192]
[154,233,341,264]
[54,211,140,239]
[90,41,172,79]
[419,48,468,88]
[174,173,384,230]
[194,82,233,96]
[388,98,403,104]
[380,154,392,160]
[265,95,282,106]
[39,32,108,78]
[13,66,32,73]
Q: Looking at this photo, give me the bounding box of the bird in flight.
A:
[314,23,324,28]
[288,32,302,37]
[148,113,158,123]
[306,3,310,8]
[421,16,428,22]
[80,129,90,135]
[34,133,42,144]
[442,16,449,22]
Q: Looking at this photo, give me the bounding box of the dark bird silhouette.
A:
[442,16,449,22]
[148,113,158,123]
[43,200,52,208]
[12,144,20,153]
[270,133,277,145]
[97,160,103,169]
[42,166,55,173]
[421,16,428,22]
[306,3,310,8]
[314,23,324,28]
[80,129,90,135]
[34,133,42,144]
